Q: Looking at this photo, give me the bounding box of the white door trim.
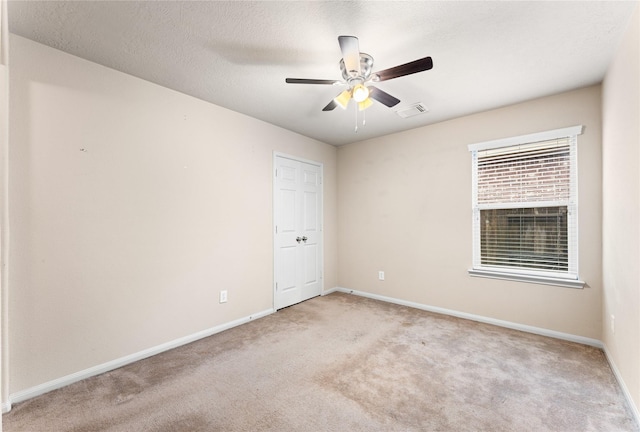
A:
[273,152,324,310]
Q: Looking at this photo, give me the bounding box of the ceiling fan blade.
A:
[286,78,340,85]
[368,86,401,107]
[322,100,337,111]
[338,35,361,77]
[372,56,433,82]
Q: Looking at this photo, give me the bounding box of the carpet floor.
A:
[4,292,639,431]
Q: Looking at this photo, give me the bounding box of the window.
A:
[468,126,585,288]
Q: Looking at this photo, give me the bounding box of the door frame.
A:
[273,152,324,310]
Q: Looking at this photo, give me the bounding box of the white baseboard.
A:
[603,345,640,426]
[334,287,603,347]
[321,286,340,296]
[4,308,274,412]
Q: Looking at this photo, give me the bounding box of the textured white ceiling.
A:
[8,1,638,146]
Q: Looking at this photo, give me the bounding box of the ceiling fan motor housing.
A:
[340,53,374,82]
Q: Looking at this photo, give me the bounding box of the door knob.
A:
[302,236,308,243]
[296,237,302,243]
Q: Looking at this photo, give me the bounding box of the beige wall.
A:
[7,35,337,395]
[1,0,8,424]
[338,85,603,339]
[602,6,639,415]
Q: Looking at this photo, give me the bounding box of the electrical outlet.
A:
[611,314,615,333]
[220,290,228,303]
[378,271,385,281]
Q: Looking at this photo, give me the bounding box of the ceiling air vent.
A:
[395,103,429,118]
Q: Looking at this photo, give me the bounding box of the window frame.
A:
[468,125,585,289]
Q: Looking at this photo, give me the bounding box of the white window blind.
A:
[469,126,583,286]
[476,139,573,207]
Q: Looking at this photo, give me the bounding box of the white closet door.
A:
[274,155,322,310]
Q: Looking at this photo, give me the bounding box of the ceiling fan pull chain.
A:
[363,109,366,127]
[354,103,358,133]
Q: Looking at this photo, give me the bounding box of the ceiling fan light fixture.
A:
[334,90,352,110]
[358,98,373,111]
[352,84,369,102]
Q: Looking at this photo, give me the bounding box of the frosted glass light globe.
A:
[352,84,369,102]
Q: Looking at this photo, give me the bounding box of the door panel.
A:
[280,246,298,292]
[303,191,318,231]
[303,244,318,284]
[280,164,297,182]
[274,155,322,310]
[280,189,297,233]
[303,169,318,185]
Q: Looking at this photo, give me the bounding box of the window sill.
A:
[468,269,585,289]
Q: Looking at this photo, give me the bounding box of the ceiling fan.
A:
[285,35,433,112]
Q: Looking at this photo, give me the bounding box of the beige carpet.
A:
[4,292,639,431]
